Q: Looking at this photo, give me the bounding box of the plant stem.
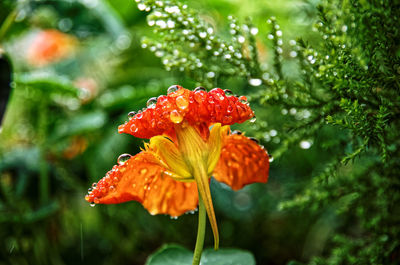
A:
[192,195,206,265]
[0,9,17,43]
[39,99,49,204]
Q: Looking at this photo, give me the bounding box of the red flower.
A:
[85,86,270,250]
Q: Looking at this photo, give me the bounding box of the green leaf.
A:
[51,111,107,140]
[15,73,78,96]
[146,244,256,265]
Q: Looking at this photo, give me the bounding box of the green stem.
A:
[38,99,49,204]
[192,195,206,265]
[0,9,18,43]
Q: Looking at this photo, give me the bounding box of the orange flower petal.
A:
[213,132,270,190]
[85,151,198,217]
[118,87,254,139]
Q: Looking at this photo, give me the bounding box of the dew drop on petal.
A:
[269,155,274,162]
[194,86,206,92]
[130,124,138,133]
[222,115,233,123]
[194,91,206,103]
[170,110,183,123]
[238,95,248,104]
[232,130,242,135]
[249,137,259,144]
[250,116,257,123]
[90,202,96,207]
[147,97,157,108]
[167,85,179,94]
[223,89,233,96]
[128,111,136,118]
[176,95,189,110]
[117,153,131,165]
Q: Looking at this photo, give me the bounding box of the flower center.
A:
[148,121,225,249]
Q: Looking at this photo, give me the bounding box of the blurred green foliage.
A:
[0,0,399,264]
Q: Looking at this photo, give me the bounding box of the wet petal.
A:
[85,151,198,216]
[206,123,225,175]
[213,132,269,190]
[118,86,254,139]
[149,135,192,179]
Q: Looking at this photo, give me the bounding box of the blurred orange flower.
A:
[85,86,270,249]
[63,136,88,159]
[27,29,77,66]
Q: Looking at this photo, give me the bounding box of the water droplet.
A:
[250,116,256,123]
[137,3,147,10]
[222,115,233,123]
[109,185,115,192]
[238,96,248,104]
[269,129,277,137]
[249,78,262,86]
[130,124,138,133]
[128,111,136,118]
[170,216,178,220]
[223,89,233,96]
[224,54,232,60]
[269,155,274,162]
[92,183,97,188]
[206,72,215,78]
[199,32,207,38]
[238,35,245,43]
[290,51,297,57]
[250,27,258,35]
[232,130,242,135]
[117,153,131,165]
[249,137,259,144]
[300,140,312,149]
[146,97,157,108]
[90,202,96,207]
[170,110,183,123]
[176,96,189,110]
[194,86,206,92]
[194,91,206,103]
[167,85,179,94]
[276,30,282,37]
